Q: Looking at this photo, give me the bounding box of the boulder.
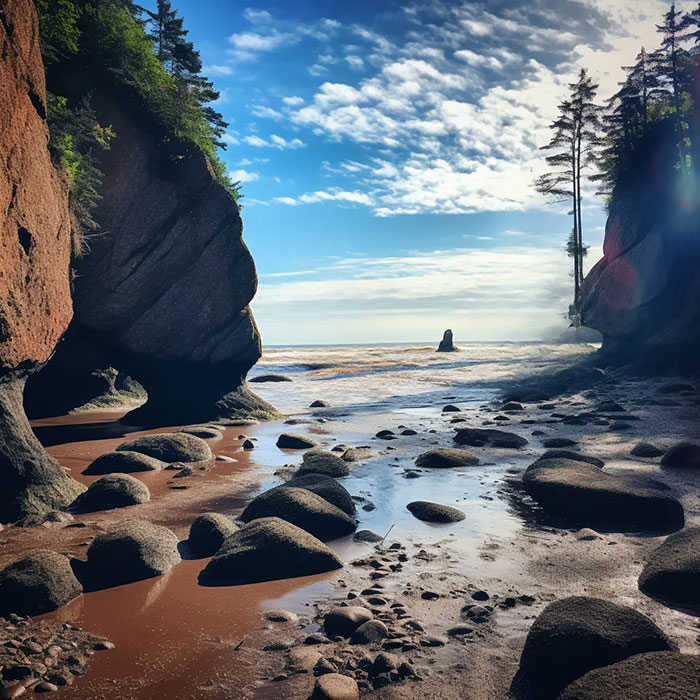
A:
[0,550,82,617]
[454,428,528,449]
[276,433,317,449]
[523,456,683,531]
[415,448,479,468]
[559,651,700,700]
[324,606,373,637]
[442,404,461,412]
[542,437,577,448]
[437,329,457,352]
[82,450,164,475]
[580,120,700,367]
[310,400,330,408]
[179,426,223,440]
[23,67,276,427]
[638,526,700,612]
[69,474,150,513]
[249,374,292,383]
[341,447,374,463]
[538,450,604,468]
[631,442,665,458]
[0,0,85,522]
[285,473,356,516]
[298,450,351,478]
[407,501,465,523]
[116,433,212,462]
[81,521,180,589]
[198,517,343,585]
[660,442,700,469]
[352,530,383,543]
[311,673,359,700]
[240,487,356,541]
[350,620,389,644]
[511,596,674,700]
[187,513,239,557]
[503,401,524,411]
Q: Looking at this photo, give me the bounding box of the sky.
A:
[159,0,688,345]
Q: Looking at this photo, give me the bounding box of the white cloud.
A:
[275,189,373,206]
[243,134,306,149]
[253,246,574,343]
[228,169,259,183]
[204,64,234,76]
[345,55,364,70]
[283,96,305,107]
[251,105,284,119]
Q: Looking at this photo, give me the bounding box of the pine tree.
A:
[535,69,601,325]
[145,0,227,145]
[654,3,694,170]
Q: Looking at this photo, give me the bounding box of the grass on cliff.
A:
[35,0,240,254]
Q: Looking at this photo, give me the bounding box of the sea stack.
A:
[437,329,457,352]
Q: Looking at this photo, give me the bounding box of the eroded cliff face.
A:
[581,124,700,369]
[0,0,85,522]
[26,81,274,426]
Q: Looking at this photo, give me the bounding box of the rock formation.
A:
[581,121,700,367]
[0,0,85,522]
[24,74,274,426]
[437,329,457,352]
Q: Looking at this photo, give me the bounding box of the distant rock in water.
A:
[437,329,457,352]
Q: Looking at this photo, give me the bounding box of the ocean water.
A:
[251,342,597,414]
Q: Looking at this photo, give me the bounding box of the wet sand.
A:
[1,350,699,699]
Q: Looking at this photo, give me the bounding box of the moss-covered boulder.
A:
[81,520,180,590]
[285,473,356,516]
[83,450,164,475]
[415,448,479,468]
[511,596,674,700]
[116,433,212,462]
[406,501,465,523]
[198,517,343,585]
[0,550,82,617]
[240,486,356,541]
[70,474,150,513]
[187,513,239,557]
[298,450,351,478]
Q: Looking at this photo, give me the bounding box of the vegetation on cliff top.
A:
[536,1,700,326]
[35,0,240,254]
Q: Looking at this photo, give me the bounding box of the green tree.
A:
[535,69,601,325]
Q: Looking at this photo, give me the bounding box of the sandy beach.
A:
[0,342,697,699]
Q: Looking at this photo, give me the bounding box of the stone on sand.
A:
[0,550,82,617]
[454,428,528,449]
[352,530,383,543]
[312,673,359,700]
[538,450,604,468]
[559,651,700,700]
[82,521,180,590]
[310,400,330,408]
[630,442,665,458]
[511,596,674,700]
[542,437,577,448]
[285,473,356,516]
[179,426,223,440]
[116,433,212,462]
[660,442,700,469]
[82,450,164,475]
[324,606,373,637]
[638,526,700,613]
[415,448,479,468]
[199,517,343,586]
[298,450,351,478]
[249,374,292,383]
[276,433,317,449]
[523,456,683,531]
[341,447,374,463]
[187,513,239,557]
[69,474,149,513]
[350,620,389,644]
[406,501,466,523]
[240,486,356,541]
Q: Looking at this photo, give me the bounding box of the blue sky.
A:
[158,0,684,345]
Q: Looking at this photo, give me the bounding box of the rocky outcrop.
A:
[580,121,700,367]
[24,70,274,426]
[437,329,457,352]
[0,0,85,522]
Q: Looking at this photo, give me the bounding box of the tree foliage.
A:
[35,0,241,255]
